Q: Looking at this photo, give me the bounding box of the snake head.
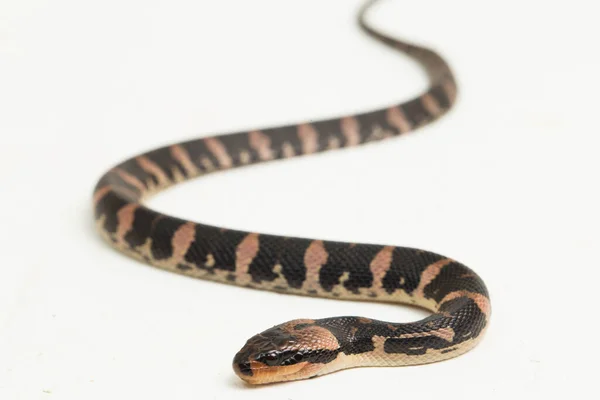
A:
[232,319,340,384]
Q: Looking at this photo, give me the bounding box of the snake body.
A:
[93,0,490,384]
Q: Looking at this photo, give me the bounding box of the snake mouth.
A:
[233,360,315,384]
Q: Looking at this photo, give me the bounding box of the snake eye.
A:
[258,351,281,366]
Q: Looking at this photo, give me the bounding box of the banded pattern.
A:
[93,0,489,384]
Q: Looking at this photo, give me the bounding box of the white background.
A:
[1,0,598,398]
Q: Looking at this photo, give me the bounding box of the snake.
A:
[92,0,490,385]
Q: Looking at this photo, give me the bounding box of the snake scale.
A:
[93,0,490,384]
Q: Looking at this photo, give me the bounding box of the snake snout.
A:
[233,360,253,377]
[232,342,256,378]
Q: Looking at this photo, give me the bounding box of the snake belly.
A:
[92,0,490,384]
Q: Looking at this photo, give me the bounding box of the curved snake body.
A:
[93,0,490,384]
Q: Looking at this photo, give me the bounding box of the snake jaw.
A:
[233,360,316,384]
